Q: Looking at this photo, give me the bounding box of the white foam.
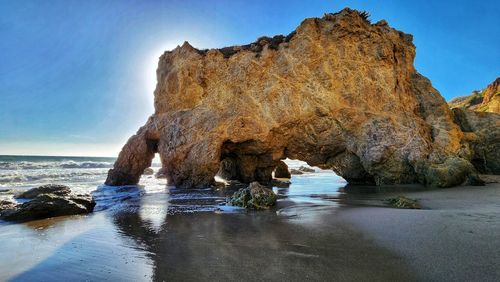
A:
[0,160,113,170]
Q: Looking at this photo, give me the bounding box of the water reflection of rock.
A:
[111,189,416,281]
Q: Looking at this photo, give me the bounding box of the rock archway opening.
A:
[143,138,167,180]
[278,159,346,182]
[216,140,276,184]
[215,139,354,187]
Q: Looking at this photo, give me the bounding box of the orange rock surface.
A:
[449,77,500,113]
[106,9,499,188]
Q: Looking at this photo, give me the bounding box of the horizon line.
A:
[0,154,117,159]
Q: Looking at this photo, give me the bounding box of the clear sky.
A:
[0,0,498,157]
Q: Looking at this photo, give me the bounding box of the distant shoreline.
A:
[0,154,117,159]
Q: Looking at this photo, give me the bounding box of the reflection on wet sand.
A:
[112,193,416,281]
[4,212,153,281]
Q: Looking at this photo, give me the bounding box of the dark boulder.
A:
[0,200,17,218]
[290,169,304,175]
[299,166,315,173]
[2,194,95,222]
[16,184,70,199]
[274,160,291,178]
[217,157,239,180]
[69,194,97,211]
[1,185,95,223]
[0,200,16,209]
[155,167,168,179]
[271,178,291,188]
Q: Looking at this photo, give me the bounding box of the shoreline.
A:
[1,176,499,281]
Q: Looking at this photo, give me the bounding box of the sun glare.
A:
[143,41,181,98]
[143,38,212,99]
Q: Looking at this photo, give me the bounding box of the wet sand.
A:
[0,174,499,281]
[339,182,500,281]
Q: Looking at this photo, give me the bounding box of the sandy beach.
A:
[1,172,499,281]
[339,181,500,281]
[2,2,499,281]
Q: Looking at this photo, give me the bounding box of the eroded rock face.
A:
[106,8,497,188]
[449,77,500,113]
[452,108,500,174]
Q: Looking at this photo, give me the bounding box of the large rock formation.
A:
[106,8,499,189]
[449,77,500,113]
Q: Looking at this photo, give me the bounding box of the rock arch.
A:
[106,8,498,188]
[105,118,160,186]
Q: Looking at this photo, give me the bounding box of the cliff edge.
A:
[449,77,500,113]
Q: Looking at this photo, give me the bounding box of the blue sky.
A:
[0,0,498,156]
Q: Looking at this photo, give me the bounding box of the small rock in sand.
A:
[385,196,421,209]
[229,182,277,209]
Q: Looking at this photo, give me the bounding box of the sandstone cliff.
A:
[449,77,500,113]
[452,108,500,174]
[106,8,499,188]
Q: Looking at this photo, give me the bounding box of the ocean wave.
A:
[0,174,27,183]
[0,170,108,184]
[59,161,113,169]
[0,160,113,170]
[0,161,53,170]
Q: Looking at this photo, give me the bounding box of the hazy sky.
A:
[1,0,498,156]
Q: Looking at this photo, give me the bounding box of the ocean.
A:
[0,155,346,210]
[0,155,118,193]
[0,155,345,190]
[0,155,165,207]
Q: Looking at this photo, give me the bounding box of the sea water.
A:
[0,155,348,212]
[0,155,117,192]
[0,155,164,206]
